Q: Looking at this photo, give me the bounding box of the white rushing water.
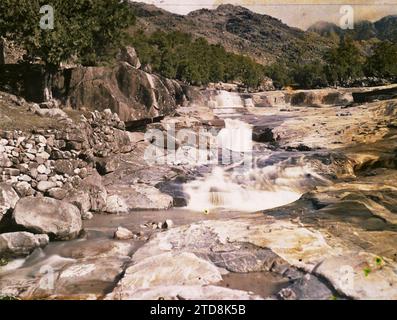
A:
[183,90,318,212]
[183,166,303,212]
[146,72,159,111]
[217,118,253,153]
[215,90,244,108]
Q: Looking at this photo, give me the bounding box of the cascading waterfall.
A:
[183,90,324,212]
[183,166,305,212]
[217,118,253,153]
[215,90,244,108]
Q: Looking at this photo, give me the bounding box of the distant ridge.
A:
[128,2,332,65]
[308,15,397,42]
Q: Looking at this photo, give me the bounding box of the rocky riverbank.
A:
[1,85,397,300]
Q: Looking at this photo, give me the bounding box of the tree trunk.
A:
[43,65,57,101]
[0,38,5,65]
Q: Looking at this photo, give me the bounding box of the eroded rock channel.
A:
[1,87,397,300]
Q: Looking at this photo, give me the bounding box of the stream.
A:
[1,89,397,300]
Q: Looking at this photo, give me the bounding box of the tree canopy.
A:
[263,37,397,89]
[1,2,396,90]
[324,37,365,85]
[0,0,135,69]
[364,41,397,78]
[130,31,265,88]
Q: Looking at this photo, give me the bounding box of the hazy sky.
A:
[139,1,397,29]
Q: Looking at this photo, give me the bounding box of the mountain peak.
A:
[215,4,249,12]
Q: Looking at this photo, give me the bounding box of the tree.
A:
[264,62,292,89]
[324,36,364,85]
[365,41,397,79]
[130,30,265,88]
[291,61,328,89]
[0,0,135,99]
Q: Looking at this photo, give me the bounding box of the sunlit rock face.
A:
[53,62,186,123]
[2,80,397,301]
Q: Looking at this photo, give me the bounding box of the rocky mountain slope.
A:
[129,2,332,65]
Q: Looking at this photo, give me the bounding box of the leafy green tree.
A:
[365,41,397,79]
[0,0,135,98]
[324,36,364,85]
[291,61,328,89]
[264,62,293,89]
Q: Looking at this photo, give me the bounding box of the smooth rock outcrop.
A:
[114,227,134,240]
[13,197,82,240]
[108,252,226,299]
[105,184,173,213]
[131,218,397,300]
[108,285,262,300]
[0,183,19,223]
[54,256,129,296]
[55,62,185,123]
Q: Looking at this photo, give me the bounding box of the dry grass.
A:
[0,99,86,132]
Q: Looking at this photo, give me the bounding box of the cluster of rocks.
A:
[140,219,174,231]
[0,108,131,188]
[0,108,142,258]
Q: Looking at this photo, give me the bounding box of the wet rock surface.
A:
[1,87,397,300]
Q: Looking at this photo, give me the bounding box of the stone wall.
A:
[0,109,138,226]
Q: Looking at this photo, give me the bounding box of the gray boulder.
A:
[96,157,119,175]
[37,181,57,192]
[13,181,34,197]
[114,227,134,240]
[80,171,108,212]
[13,197,82,240]
[105,184,173,213]
[117,46,141,69]
[0,183,19,223]
[64,189,91,218]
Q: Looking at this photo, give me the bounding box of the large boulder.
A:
[53,62,186,123]
[0,183,19,223]
[107,251,263,300]
[64,189,91,219]
[0,232,49,258]
[117,46,141,69]
[105,184,173,213]
[13,197,82,240]
[78,170,108,212]
[96,156,120,175]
